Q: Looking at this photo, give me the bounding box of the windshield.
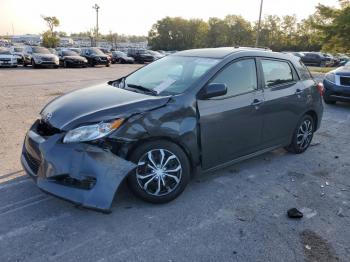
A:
[125,55,220,95]
[89,48,104,55]
[113,51,126,57]
[0,49,11,55]
[62,50,78,56]
[14,47,23,52]
[32,47,51,54]
[345,61,350,67]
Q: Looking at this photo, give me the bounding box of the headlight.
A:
[63,119,124,143]
[325,73,336,84]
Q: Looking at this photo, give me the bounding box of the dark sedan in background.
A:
[127,49,156,64]
[58,50,88,68]
[111,51,135,64]
[323,61,350,104]
[80,48,111,67]
[301,52,330,67]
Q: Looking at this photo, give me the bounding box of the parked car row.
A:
[284,51,350,67]
[0,46,168,69]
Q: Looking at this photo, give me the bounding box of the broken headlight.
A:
[63,119,124,143]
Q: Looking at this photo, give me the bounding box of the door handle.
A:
[295,89,303,95]
[251,99,263,106]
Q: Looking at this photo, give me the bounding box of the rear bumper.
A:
[21,121,135,212]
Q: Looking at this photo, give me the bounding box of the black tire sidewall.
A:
[288,115,314,154]
[128,140,190,203]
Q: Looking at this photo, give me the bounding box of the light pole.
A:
[92,4,100,46]
[255,0,264,47]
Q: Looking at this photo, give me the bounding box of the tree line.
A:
[148,0,350,53]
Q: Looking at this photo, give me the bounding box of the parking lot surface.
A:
[0,66,349,262]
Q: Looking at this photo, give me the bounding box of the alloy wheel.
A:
[136,149,182,196]
[296,119,313,150]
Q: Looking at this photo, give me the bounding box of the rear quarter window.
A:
[297,61,313,80]
[261,59,294,87]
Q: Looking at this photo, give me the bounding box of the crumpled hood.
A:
[40,83,170,131]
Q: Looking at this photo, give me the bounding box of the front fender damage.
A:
[33,134,135,212]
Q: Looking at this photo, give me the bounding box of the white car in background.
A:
[9,46,25,64]
[0,48,18,67]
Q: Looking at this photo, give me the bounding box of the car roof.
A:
[173,47,296,61]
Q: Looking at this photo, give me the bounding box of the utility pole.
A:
[92,4,100,46]
[255,0,264,47]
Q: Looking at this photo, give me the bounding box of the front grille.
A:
[37,120,61,137]
[340,77,350,86]
[0,58,10,61]
[41,57,54,61]
[24,151,41,174]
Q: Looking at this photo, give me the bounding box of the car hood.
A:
[64,56,86,61]
[91,54,108,58]
[334,66,350,76]
[40,83,170,131]
[0,54,14,59]
[33,54,57,59]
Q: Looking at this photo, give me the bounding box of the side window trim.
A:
[257,57,298,89]
[203,57,260,100]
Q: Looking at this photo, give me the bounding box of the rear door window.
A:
[261,59,294,88]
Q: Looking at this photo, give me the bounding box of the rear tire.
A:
[128,140,190,204]
[285,115,314,154]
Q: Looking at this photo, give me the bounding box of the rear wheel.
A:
[128,140,190,203]
[285,115,314,154]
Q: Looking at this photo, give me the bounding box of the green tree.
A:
[224,15,254,46]
[313,0,350,52]
[42,31,59,48]
[41,16,60,48]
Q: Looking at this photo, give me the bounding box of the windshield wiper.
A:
[126,84,158,96]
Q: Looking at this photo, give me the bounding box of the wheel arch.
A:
[125,136,196,175]
[304,110,318,131]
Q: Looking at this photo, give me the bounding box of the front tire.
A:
[285,115,314,154]
[128,140,190,204]
[31,59,37,68]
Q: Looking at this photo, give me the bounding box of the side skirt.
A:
[201,144,285,174]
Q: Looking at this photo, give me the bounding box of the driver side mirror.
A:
[199,83,227,99]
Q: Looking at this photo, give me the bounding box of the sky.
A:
[0,0,339,36]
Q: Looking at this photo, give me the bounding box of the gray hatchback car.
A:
[22,47,324,211]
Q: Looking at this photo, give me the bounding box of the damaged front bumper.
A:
[21,121,136,212]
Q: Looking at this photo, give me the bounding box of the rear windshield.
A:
[298,60,313,80]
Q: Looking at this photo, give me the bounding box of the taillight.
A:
[316,82,324,96]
